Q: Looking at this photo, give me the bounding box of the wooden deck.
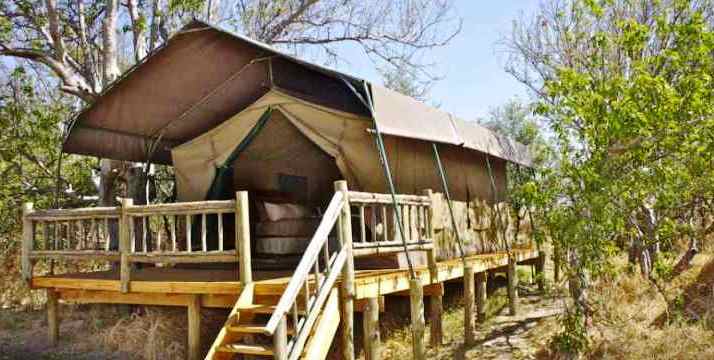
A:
[31,248,539,308]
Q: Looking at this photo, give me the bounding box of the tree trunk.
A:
[672,237,699,277]
[102,0,120,84]
[568,249,590,321]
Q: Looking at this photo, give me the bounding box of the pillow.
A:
[263,202,313,221]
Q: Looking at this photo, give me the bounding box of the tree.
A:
[0,67,95,259]
[479,98,552,166]
[505,0,714,354]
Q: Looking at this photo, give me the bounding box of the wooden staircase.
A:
[205,191,349,360]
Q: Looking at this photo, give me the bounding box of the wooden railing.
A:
[348,190,434,257]
[264,188,349,360]
[21,192,252,291]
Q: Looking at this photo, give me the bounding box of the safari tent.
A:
[23,19,542,360]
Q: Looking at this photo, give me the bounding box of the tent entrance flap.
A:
[205,107,273,200]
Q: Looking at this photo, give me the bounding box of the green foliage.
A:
[531,0,714,275]
[550,308,589,355]
[168,0,206,14]
[0,68,94,252]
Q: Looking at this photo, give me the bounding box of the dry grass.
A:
[99,307,186,360]
[583,253,714,359]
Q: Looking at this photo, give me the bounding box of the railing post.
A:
[21,202,34,283]
[236,191,252,284]
[119,198,133,293]
[334,180,355,360]
[273,315,288,360]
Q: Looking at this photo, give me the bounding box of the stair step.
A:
[238,304,306,315]
[218,344,274,356]
[228,324,296,335]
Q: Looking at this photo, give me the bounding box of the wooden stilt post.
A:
[463,266,475,346]
[423,190,443,348]
[363,297,381,360]
[409,278,426,360]
[187,295,201,360]
[536,251,546,292]
[21,203,34,283]
[335,181,355,360]
[119,198,133,293]
[236,191,252,284]
[47,289,59,346]
[507,257,519,316]
[475,272,487,323]
[553,244,561,283]
[274,316,288,360]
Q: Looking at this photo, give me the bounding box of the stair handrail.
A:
[264,190,346,335]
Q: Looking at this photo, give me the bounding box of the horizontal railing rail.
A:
[21,192,252,291]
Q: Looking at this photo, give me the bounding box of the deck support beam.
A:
[475,271,487,323]
[187,295,201,360]
[47,289,59,346]
[463,266,475,346]
[507,257,519,316]
[335,181,356,360]
[409,278,426,360]
[363,297,381,360]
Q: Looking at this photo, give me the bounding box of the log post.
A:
[335,180,355,360]
[187,295,201,360]
[21,203,34,283]
[427,250,443,348]
[409,278,426,360]
[463,265,475,346]
[274,315,288,360]
[535,251,546,292]
[47,289,59,346]
[475,271,487,324]
[553,244,561,283]
[423,190,443,347]
[119,198,133,293]
[507,257,518,316]
[236,191,252,284]
[363,297,380,360]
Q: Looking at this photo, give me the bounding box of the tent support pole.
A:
[431,143,467,266]
[356,80,423,359]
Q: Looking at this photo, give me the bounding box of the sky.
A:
[329,0,541,121]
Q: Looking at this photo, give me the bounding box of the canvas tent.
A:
[171,88,517,204]
[61,20,532,206]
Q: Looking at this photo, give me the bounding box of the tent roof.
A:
[62,19,532,167]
